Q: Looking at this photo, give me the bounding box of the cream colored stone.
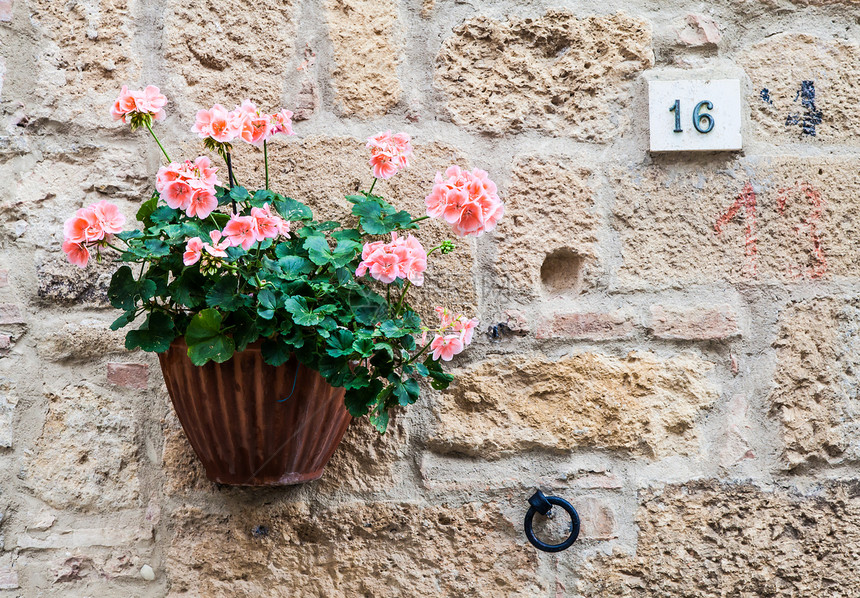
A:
[493,157,598,299]
[430,351,718,458]
[167,501,546,597]
[324,0,402,117]
[21,386,140,511]
[769,298,860,469]
[37,317,128,362]
[578,481,860,597]
[613,157,860,286]
[742,33,860,144]
[436,11,653,140]
[162,0,296,112]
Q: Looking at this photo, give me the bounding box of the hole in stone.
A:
[540,248,584,296]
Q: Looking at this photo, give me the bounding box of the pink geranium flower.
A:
[425,165,504,237]
[62,240,90,268]
[192,104,241,143]
[111,85,167,123]
[250,204,286,240]
[223,215,258,251]
[430,334,464,361]
[270,109,295,136]
[91,200,126,235]
[355,232,427,286]
[204,230,230,257]
[156,158,221,219]
[187,190,218,219]
[64,206,103,244]
[162,179,194,211]
[183,237,204,266]
[366,130,412,179]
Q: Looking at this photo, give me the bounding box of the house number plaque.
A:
[648,79,742,152]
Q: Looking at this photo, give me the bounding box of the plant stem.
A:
[263,140,269,191]
[394,280,412,316]
[144,120,171,163]
[104,241,126,253]
[226,152,237,213]
[368,178,378,194]
[403,341,432,366]
[409,215,429,225]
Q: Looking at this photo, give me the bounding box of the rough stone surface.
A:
[431,351,718,458]
[166,501,546,597]
[21,386,140,511]
[742,33,860,144]
[162,0,296,112]
[674,14,721,47]
[769,297,860,469]
[578,481,860,597]
[647,304,741,340]
[436,11,653,140]
[613,157,860,286]
[493,156,599,300]
[106,362,148,389]
[37,317,129,362]
[36,255,114,306]
[324,0,402,117]
[0,378,16,448]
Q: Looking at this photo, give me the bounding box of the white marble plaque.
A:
[648,79,742,152]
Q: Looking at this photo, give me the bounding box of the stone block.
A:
[324,0,402,117]
[535,311,633,341]
[647,304,740,340]
[742,33,860,144]
[490,156,599,301]
[0,0,11,22]
[674,14,721,47]
[430,351,718,459]
[769,297,860,469]
[613,157,860,287]
[435,11,653,140]
[578,481,860,597]
[0,378,16,448]
[166,501,546,597]
[0,303,24,325]
[37,317,128,362]
[36,255,113,306]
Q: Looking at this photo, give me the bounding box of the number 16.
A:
[669,100,715,134]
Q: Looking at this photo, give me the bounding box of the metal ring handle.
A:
[524,492,580,553]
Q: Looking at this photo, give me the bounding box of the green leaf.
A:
[185,308,235,365]
[170,269,206,308]
[344,379,382,417]
[257,288,279,320]
[304,236,334,266]
[110,309,138,331]
[326,329,355,358]
[138,278,158,302]
[124,311,176,353]
[116,230,144,241]
[344,194,365,204]
[205,276,251,311]
[278,256,314,279]
[108,266,139,311]
[352,337,374,356]
[273,196,313,221]
[229,186,250,201]
[230,309,259,351]
[392,378,420,406]
[261,337,292,366]
[136,195,158,224]
[251,189,275,207]
[352,199,414,235]
[143,238,170,257]
[284,296,324,326]
[150,206,178,225]
[424,355,454,390]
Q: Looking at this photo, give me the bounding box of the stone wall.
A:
[1,0,860,595]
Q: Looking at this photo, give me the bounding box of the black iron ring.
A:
[524,493,581,553]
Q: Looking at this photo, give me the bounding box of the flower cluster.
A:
[183,230,231,266]
[62,200,126,268]
[366,131,413,180]
[356,232,427,285]
[193,100,294,147]
[155,156,221,220]
[223,204,291,250]
[425,166,504,237]
[111,85,168,123]
[425,307,479,361]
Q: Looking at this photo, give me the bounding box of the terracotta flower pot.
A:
[158,338,351,486]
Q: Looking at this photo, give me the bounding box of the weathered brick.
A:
[167,501,547,597]
[0,0,12,22]
[715,394,755,468]
[647,304,740,340]
[0,378,16,448]
[0,303,24,325]
[106,362,148,389]
[578,481,860,597]
[324,0,402,117]
[535,311,633,340]
[577,497,617,541]
[742,33,860,144]
[431,351,718,459]
[436,11,653,140]
[613,157,860,286]
[674,14,720,47]
[769,297,860,469]
[492,156,599,301]
[0,269,8,287]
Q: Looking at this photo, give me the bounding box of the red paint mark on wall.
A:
[715,182,758,276]
[776,181,827,279]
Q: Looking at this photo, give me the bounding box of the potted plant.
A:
[61,85,504,486]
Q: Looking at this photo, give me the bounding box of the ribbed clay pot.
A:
[158,338,351,486]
